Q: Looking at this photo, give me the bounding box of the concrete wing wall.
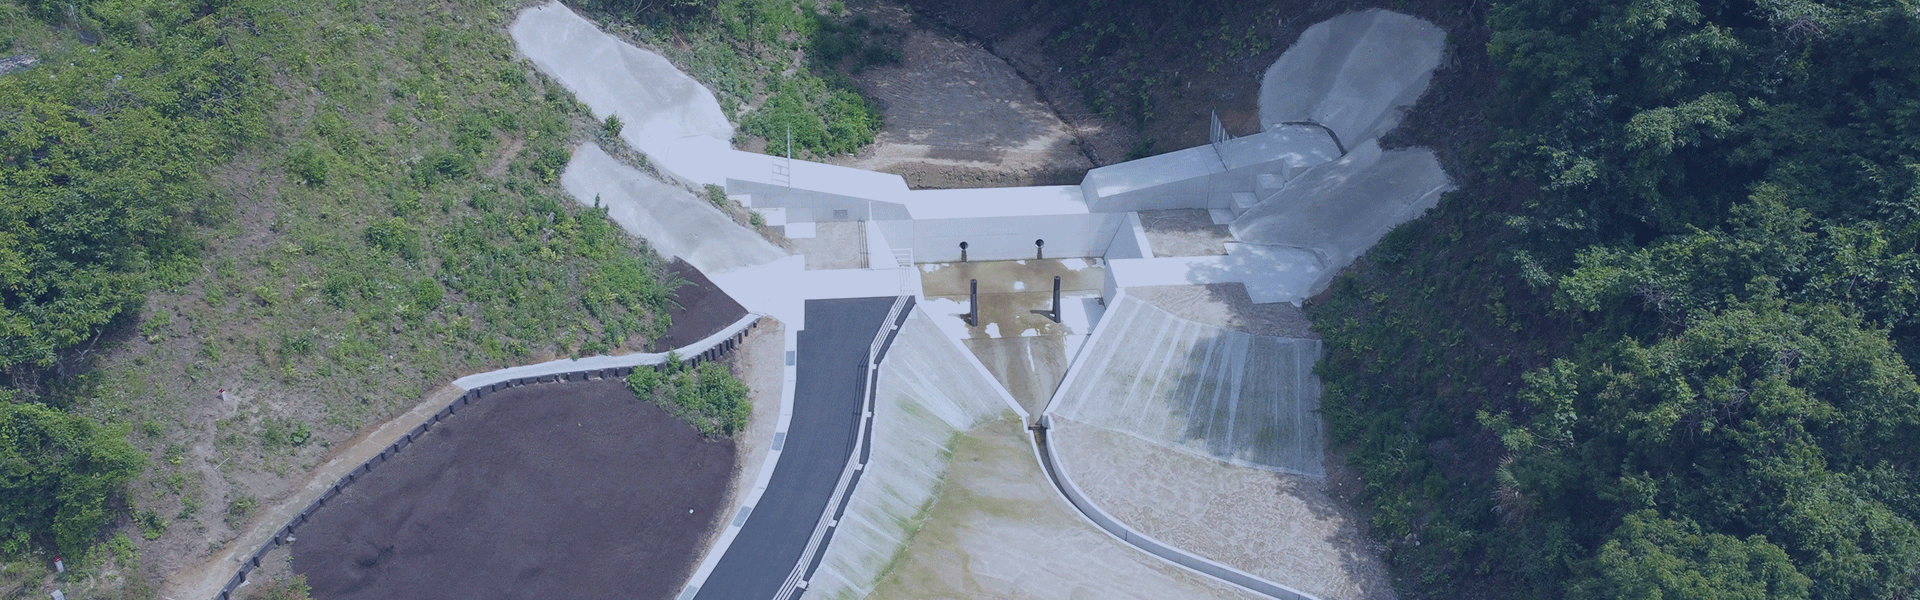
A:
[1228,140,1451,294]
[1257,9,1445,147]
[562,144,788,274]
[911,213,1128,263]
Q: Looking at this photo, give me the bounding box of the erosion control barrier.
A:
[215,317,763,600]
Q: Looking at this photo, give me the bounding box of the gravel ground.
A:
[1050,418,1397,600]
[1127,284,1316,338]
[1140,209,1233,257]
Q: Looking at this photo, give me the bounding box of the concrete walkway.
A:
[511,2,733,187]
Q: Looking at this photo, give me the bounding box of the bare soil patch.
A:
[650,258,750,351]
[290,379,735,600]
[1140,208,1233,257]
[829,0,1093,188]
[785,220,869,270]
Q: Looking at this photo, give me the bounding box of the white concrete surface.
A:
[1080,126,1339,214]
[707,255,915,330]
[1258,9,1446,147]
[803,309,1015,600]
[727,150,911,202]
[511,2,735,186]
[1229,140,1451,294]
[1050,295,1325,477]
[1106,243,1329,306]
[560,143,788,275]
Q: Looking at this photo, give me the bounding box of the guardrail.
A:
[772,295,914,600]
[215,320,762,600]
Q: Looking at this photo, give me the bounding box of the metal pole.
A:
[968,279,978,327]
[1050,275,1062,323]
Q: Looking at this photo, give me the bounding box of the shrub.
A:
[364,217,422,261]
[286,144,330,186]
[626,359,750,436]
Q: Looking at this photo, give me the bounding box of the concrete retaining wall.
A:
[1034,417,1318,600]
[910,213,1127,263]
[215,321,763,600]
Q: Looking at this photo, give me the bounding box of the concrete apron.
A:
[918,259,1105,415]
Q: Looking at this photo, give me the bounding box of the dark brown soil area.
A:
[650,258,749,351]
[290,379,736,600]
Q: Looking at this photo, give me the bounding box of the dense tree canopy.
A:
[1315,0,1920,598]
[0,401,145,556]
[1,0,265,389]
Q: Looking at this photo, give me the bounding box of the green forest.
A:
[4,0,1919,597]
[1311,0,1920,598]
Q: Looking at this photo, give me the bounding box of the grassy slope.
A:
[6,0,685,594]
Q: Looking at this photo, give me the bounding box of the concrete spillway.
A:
[1050,294,1323,477]
[802,308,1014,600]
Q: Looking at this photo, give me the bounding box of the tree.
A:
[0,402,146,556]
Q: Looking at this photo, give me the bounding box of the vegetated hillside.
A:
[1,0,687,595]
[1309,1,1920,599]
[576,0,901,158]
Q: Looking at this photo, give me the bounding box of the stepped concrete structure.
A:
[1050,295,1324,476]
[505,3,1450,599]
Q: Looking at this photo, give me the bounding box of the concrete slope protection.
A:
[801,308,1015,600]
[695,297,898,600]
[1049,294,1324,477]
[511,2,733,186]
[1228,140,1450,294]
[561,143,786,275]
[1257,9,1447,146]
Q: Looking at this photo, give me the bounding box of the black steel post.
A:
[1050,275,1062,323]
[968,279,978,327]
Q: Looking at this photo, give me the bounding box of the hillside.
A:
[4,0,1918,599]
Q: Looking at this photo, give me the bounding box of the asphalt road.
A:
[695,297,897,600]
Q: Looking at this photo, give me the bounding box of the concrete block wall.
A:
[1079,145,1221,213]
[727,179,906,222]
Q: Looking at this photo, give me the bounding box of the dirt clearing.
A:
[291,379,735,600]
[828,1,1092,189]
